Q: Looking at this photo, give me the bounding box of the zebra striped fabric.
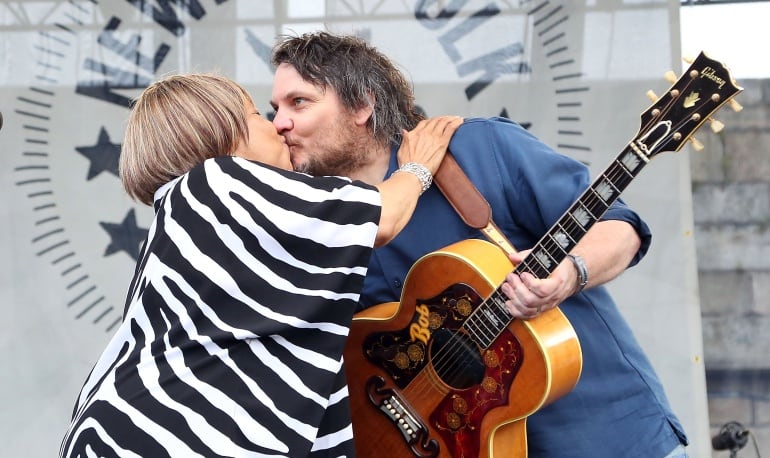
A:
[60,157,381,457]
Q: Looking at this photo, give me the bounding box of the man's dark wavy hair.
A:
[271,31,424,147]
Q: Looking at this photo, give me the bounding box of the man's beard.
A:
[292,129,373,178]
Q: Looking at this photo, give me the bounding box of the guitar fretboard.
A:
[463,145,649,349]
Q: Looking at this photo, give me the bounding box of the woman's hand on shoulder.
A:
[398,116,463,175]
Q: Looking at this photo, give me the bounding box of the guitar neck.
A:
[465,144,648,349]
[520,144,647,278]
[463,51,743,350]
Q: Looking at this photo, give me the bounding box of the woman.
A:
[59,73,461,457]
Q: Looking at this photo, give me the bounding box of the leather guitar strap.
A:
[434,152,518,257]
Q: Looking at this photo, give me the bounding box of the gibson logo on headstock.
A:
[701,66,726,89]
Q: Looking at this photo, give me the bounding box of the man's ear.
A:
[353,94,374,127]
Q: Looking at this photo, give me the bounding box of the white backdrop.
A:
[0,1,710,456]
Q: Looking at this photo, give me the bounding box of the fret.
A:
[465,290,512,348]
[478,307,499,337]
[486,298,509,327]
[577,199,600,221]
[532,248,555,272]
[593,178,617,203]
[515,259,536,278]
[467,304,494,342]
[583,189,611,218]
[530,237,568,274]
[463,139,675,349]
[553,222,578,247]
[611,170,636,193]
[599,170,623,195]
[483,294,512,346]
[509,143,655,291]
[471,306,500,348]
[607,160,634,185]
[463,315,484,345]
[489,291,511,321]
[543,230,572,256]
[619,148,643,175]
[569,203,594,229]
[564,208,590,240]
[521,255,550,279]
[548,227,573,252]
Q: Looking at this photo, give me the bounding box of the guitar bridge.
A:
[365,376,439,458]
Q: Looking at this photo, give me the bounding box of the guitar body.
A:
[345,239,583,457]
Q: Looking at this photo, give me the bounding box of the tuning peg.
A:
[689,136,705,151]
[728,99,743,112]
[646,90,658,102]
[709,118,724,133]
[664,70,677,84]
[682,54,695,64]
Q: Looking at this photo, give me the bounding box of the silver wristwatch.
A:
[566,254,588,292]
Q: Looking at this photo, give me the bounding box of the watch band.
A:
[566,254,588,292]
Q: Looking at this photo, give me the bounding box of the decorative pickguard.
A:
[362,283,524,457]
[429,332,523,457]
[363,283,486,386]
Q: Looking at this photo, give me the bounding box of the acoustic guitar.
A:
[344,51,742,458]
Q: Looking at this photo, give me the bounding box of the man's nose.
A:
[271,110,293,133]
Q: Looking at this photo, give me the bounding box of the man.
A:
[270,31,688,457]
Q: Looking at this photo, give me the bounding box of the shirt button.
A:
[393,279,402,289]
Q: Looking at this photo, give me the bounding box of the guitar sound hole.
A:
[429,329,485,390]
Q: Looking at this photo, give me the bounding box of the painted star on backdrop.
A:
[499,107,531,130]
[76,126,121,180]
[99,209,148,261]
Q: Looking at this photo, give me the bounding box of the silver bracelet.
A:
[566,254,588,292]
[394,162,433,195]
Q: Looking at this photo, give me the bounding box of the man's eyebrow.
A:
[270,90,300,106]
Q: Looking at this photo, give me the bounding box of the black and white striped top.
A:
[60,157,381,457]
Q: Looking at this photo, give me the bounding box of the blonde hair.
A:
[119,73,254,205]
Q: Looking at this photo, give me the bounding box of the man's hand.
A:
[499,220,641,319]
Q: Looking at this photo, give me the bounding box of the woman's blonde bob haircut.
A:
[119,73,254,205]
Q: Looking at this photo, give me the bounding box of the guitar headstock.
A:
[636,51,742,159]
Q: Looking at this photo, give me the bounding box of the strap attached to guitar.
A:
[434,152,518,257]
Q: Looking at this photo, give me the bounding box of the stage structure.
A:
[0,1,710,456]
